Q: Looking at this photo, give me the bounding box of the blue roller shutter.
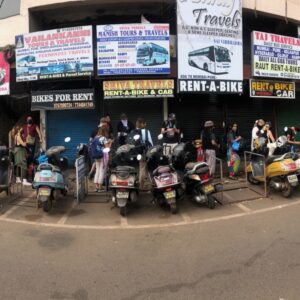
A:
[47,110,99,165]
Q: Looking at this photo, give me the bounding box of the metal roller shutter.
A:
[47,110,99,164]
[169,97,224,141]
[104,98,163,145]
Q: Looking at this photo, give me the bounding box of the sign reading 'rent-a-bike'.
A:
[252,31,300,80]
[177,0,243,93]
[97,24,170,75]
[15,26,93,82]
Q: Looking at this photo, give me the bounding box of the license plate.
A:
[39,188,51,196]
[288,175,298,184]
[164,190,176,199]
[116,192,129,199]
[204,184,214,194]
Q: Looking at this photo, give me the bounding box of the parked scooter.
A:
[146,138,184,214]
[33,137,70,212]
[246,142,299,197]
[109,135,142,216]
[0,145,13,195]
[172,142,219,209]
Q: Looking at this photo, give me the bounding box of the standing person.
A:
[265,121,275,143]
[105,114,114,140]
[285,126,300,153]
[117,113,134,146]
[227,123,242,180]
[11,125,29,185]
[161,113,181,156]
[201,121,219,177]
[251,119,265,151]
[92,127,112,192]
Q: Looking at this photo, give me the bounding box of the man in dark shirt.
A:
[117,113,135,146]
[161,113,181,156]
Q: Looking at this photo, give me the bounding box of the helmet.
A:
[276,136,288,148]
[168,113,176,121]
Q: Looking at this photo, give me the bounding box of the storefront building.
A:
[0,0,299,161]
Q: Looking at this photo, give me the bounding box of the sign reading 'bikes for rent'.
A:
[252,31,300,80]
[31,89,95,110]
[177,0,243,93]
[15,26,94,82]
[250,79,296,99]
[103,80,174,99]
[97,24,170,75]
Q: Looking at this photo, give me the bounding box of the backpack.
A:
[91,137,104,159]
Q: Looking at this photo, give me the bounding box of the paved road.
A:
[0,194,300,299]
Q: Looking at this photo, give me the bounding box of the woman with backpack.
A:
[227,122,242,180]
[92,127,112,192]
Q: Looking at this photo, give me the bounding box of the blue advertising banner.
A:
[97,24,170,75]
[15,26,94,82]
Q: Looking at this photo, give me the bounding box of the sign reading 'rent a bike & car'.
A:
[250,79,296,99]
[103,80,174,99]
[252,31,300,80]
[15,26,93,82]
[31,89,95,110]
[177,0,243,93]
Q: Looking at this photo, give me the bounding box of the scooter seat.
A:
[266,153,293,165]
[185,162,209,175]
[153,166,172,176]
[37,164,61,173]
[115,166,136,173]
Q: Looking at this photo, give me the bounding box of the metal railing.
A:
[244,151,268,198]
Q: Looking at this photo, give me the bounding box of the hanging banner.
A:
[252,31,300,80]
[97,24,170,75]
[0,52,10,96]
[103,79,174,99]
[177,0,243,93]
[250,79,295,99]
[15,26,94,82]
[31,89,95,110]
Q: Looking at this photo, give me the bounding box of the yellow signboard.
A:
[103,79,174,99]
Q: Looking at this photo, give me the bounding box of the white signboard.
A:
[177,0,243,93]
[97,24,170,75]
[252,31,300,80]
[15,26,94,82]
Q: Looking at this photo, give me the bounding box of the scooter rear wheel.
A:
[120,206,127,217]
[42,199,52,213]
[247,173,260,185]
[170,203,178,214]
[207,195,217,209]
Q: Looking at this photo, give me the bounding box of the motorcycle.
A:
[0,145,13,196]
[172,142,219,209]
[109,135,142,217]
[32,137,70,212]
[246,136,299,197]
[146,140,184,214]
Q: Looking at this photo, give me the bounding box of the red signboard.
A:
[0,52,10,96]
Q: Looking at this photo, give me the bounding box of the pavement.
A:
[0,183,300,299]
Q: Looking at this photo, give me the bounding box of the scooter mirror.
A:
[64,137,71,143]
[103,148,111,154]
[133,134,140,141]
[284,126,288,132]
[180,133,184,139]
[137,154,142,161]
[158,134,163,140]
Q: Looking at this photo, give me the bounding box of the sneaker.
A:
[16,177,22,184]
[22,179,32,186]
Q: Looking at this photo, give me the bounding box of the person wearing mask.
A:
[12,125,29,185]
[251,119,265,151]
[285,126,300,153]
[117,113,134,146]
[92,127,112,192]
[227,123,242,180]
[201,121,219,177]
[161,113,181,156]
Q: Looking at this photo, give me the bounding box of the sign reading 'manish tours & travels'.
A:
[103,80,174,99]
[250,79,295,99]
[97,24,170,75]
[177,0,243,93]
[31,89,95,110]
[252,31,300,80]
[15,26,94,82]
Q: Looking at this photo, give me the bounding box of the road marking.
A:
[181,213,192,223]
[236,203,252,213]
[0,197,300,231]
[57,202,77,225]
[1,192,35,218]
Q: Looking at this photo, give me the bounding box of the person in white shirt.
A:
[251,119,265,151]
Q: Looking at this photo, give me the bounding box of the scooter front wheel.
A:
[281,180,293,198]
[207,195,217,209]
[247,173,260,185]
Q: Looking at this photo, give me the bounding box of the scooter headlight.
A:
[190,174,200,181]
